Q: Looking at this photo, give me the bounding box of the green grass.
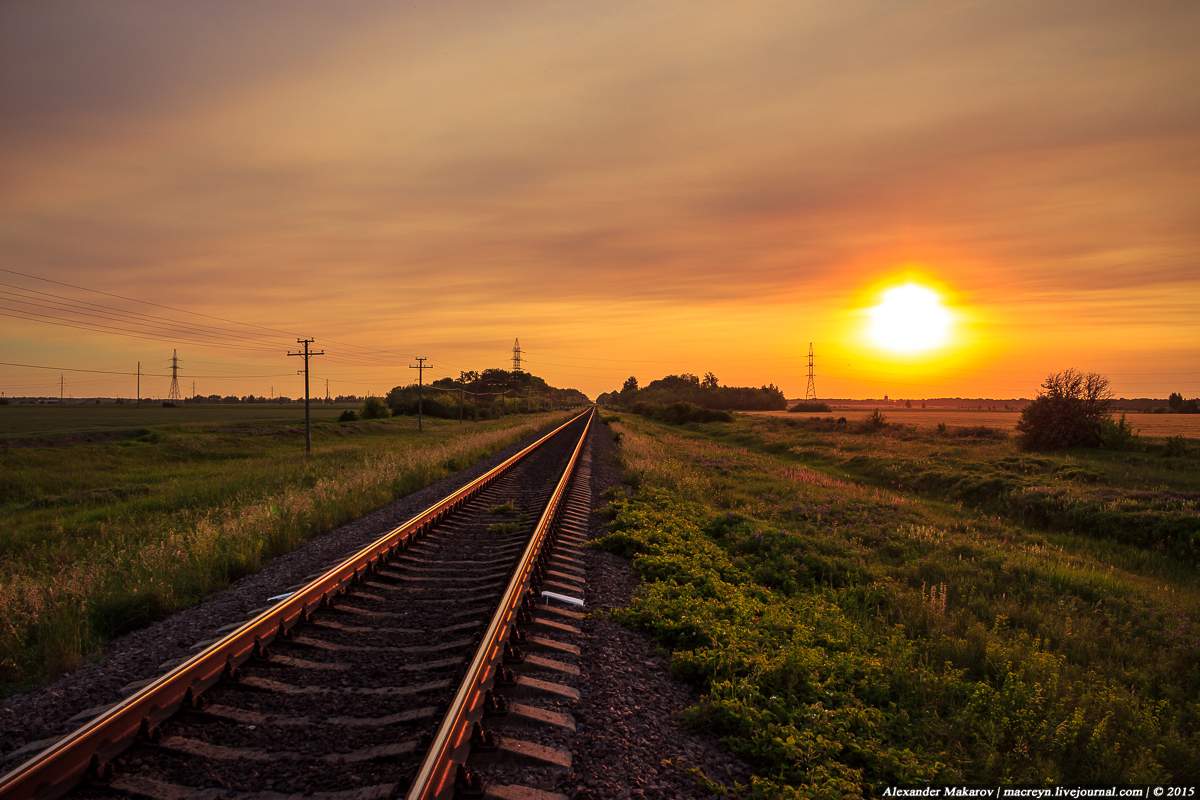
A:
[597,413,1200,795]
[0,408,572,692]
[0,402,355,439]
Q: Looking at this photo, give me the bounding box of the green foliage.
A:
[631,401,733,425]
[1099,413,1138,450]
[1017,369,1112,450]
[600,372,786,411]
[360,396,390,419]
[602,414,1200,792]
[788,401,832,412]
[1164,436,1189,457]
[337,409,358,422]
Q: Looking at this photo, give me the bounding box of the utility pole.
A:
[192,380,196,402]
[409,356,431,431]
[288,338,325,454]
[60,373,64,403]
[136,362,141,405]
[459,370,471,423]
[805,342,817,401]
[325,378,331,404]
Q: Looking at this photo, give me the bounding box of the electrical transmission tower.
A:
[325,378,331,404]
[511,338,523,373]
[410,356,431,431]
[288,338,325,454]
[805,342,817,401]
[167,349,182,403]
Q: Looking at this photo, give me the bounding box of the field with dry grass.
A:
[751,408,1200,437]
[0,407,571,691]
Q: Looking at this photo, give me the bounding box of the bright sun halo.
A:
[867,283,952,354]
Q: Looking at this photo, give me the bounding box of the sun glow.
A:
[867,282,953,354]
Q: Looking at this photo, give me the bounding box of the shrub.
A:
[631,401,732,425]
[857,409,888,432]
[1099,413,1137,450]
[338,409,359,422]
[360,396,390,419]
[788,401,832,413]
[1163,436,1188,457]
[1017,369,1111,450]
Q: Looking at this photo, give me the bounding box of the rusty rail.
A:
[0,407,593,800]
[406,405,593,799]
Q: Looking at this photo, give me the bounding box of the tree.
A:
[1016,369,1112,450]
[621,376,639,395]
[361,396,390,419]
[1169,392,1184,411]
[701,372,719,390]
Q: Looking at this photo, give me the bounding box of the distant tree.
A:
[361,396,390,419]
[459,370,480,385]
[621,376,639,395]
[1168,392,1184,411]
[1016,369,1112,450]
[701,372,719,390]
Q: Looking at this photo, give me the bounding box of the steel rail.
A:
[0,407,593,800]
[406,406,594,800]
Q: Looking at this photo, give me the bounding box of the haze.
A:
[2,1,1198,400]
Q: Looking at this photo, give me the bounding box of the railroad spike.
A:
[471,721,498,751]
[483,690,509,717]
[455,764,484,798]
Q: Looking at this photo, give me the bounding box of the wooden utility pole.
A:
[59,373,64,403]
[136,361,141,405]
[459,387,464,423]
[288,338,325,454]
[409,356,431,431]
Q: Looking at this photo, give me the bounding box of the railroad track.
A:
[0,407,596,800]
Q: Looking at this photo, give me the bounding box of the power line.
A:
[0,268,302,339]
[0,358,295,379]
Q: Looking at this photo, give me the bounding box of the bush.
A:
[1017,369,1111,450]
[788,401,832,412]
[1099,413,1137,450]
[1163,436,1188,457]
[361,396,390,419]
[631,401,733,425]
[338,409,358,422]
[858,409,888,432]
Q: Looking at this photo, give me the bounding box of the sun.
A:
[867,282,953,354]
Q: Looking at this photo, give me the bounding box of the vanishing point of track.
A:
[0,407,596,800]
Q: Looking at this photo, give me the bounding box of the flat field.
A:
[598,411,1199,792]
[0,402,353,439]
[0,405,571,691]
[751,408,1200,437]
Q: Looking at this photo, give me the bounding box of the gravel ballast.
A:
[570,419,752,798]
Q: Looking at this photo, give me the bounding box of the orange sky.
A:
[2,2,1198,400]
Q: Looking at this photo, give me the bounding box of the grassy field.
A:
[597,412,1200,795]
[0,402,353,439]
[752,408,1200,438]
[0,406,573,692]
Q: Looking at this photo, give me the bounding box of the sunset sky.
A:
[2,1,1198,400]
